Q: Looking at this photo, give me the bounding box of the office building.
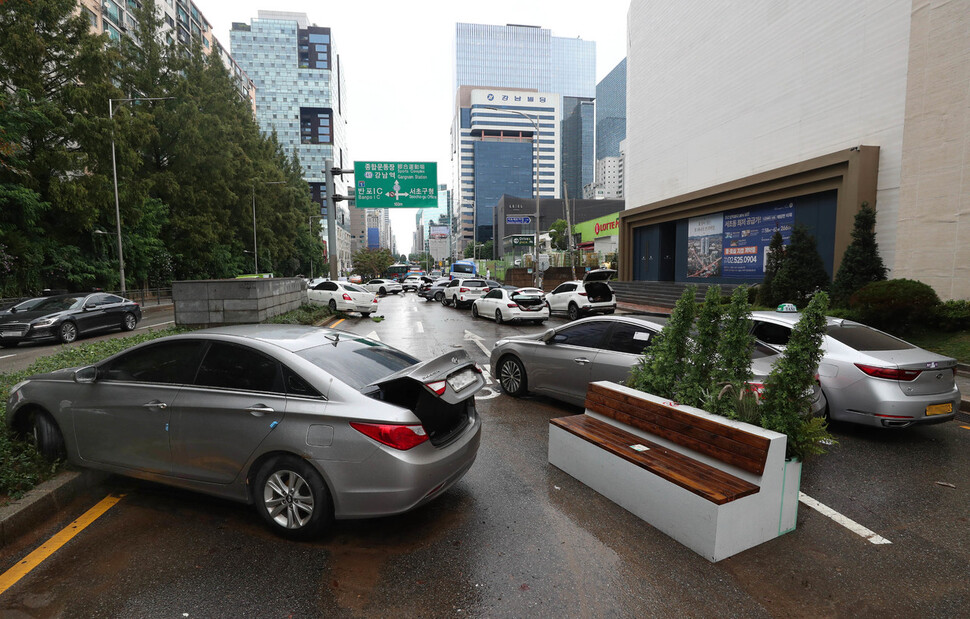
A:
[596,58,626,160]
[452,23,596,250]
[620,1,970,300]
[231,11,352,272]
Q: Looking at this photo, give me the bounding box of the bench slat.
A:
[585,384,771,475]
[551,415,760,505]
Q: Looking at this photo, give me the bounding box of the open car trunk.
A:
[584,281,614,303]
[511,292,545,311]
[364,349,484,446]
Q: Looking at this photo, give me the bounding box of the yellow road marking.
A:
[0,494,122,596]
[331,318,345,328]
[961,425,970,430]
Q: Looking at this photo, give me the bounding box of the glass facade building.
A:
[231,11,350,262]
[596,58,627,159]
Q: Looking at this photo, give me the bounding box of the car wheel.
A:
[379,287,387,296]
[121,312,137,331]
[495,309,504,325]
[434,292,444,303]
[58,321,78,344]
[254,455,331,539]
[328,299,338,312]
[567,303,580,321]
[535,320,546,325]
[32,411,65,460]
[472,304,479,318]
[498,355,528,397]
[440,294,450,306]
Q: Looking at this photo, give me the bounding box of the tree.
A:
[628,286,697,399]
[770,225,829,306]
[352,248,394,277]
[679,285,722,408]
[756,231,785,307]
[549,219,569,250]
[830,202,887,307]
[709,285,756,417]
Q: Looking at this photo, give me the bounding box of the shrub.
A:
[628,286,697,398]
[770,225,830,306]
[830,202,887,307]
[849,279,940,334]
[679,285,722,408]
[756,231,785,307]
[933,299,970,332]
[708,285,755,417]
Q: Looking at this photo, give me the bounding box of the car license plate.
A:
[926,403,952,416]
[447,368,477,393]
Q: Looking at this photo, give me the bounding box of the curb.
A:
[0,469,107,548]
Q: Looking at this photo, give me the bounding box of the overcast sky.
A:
[203,0,631,255]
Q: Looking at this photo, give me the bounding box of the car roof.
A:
[177,324,371,353]
[749,310,866,328]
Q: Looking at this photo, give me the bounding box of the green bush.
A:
[849,279,940,334]
[830,202,887,307]
[628,286,697,398]
[933,299,970,332]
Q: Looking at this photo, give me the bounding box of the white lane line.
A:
[0,354,15,361]
[463,330,490,357]
[416,321,424,333]
[137,320,174,331]
[799,492,892,545]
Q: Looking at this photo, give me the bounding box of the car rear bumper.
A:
[827,383,961,428]
[320,414,482,518]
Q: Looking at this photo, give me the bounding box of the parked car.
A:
[749,309,961,428]
[402,275,434,292]
[308,280,378,316]
[545,268,617,321]
[429,270,443,279]
[442,278,490,308]
[6,325,485,538]
[0,293,142,347]
[472,288,550,325]
[363,278,403,295]
[489,314,825,414]
[0,296,46,313]
[419,277,453,302]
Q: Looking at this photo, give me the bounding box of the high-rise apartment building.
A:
[231,11,351,273]
[452,23,595,251]
[78,0,256,107]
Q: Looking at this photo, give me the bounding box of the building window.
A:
[300,107,333,144]
[298,26,331,70]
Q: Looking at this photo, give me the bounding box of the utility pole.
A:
[563,182,576,280]
[325,158,354,280]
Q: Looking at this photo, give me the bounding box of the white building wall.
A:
[626,0,913,271]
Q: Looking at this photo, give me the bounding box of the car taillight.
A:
[578,292,587,297]
[425,379,447,395]
[482,287,490,293]
[507,303,518,308]
[460,287,469,293]
[744,381,766,400]
[350,422,428,450]
[342,293,353,301]
[372,297,378,304]
[854,364,922,381]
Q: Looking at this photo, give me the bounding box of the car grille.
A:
[0,323,29,337]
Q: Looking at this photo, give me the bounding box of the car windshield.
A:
[295,337,420,390]
[32,296,84,312]
[825,324,915,351]
[343,284,366,293]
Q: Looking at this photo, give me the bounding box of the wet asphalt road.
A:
[1,292,968,617]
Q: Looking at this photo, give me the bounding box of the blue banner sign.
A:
[506,216,532,225]
[722,201,794,277]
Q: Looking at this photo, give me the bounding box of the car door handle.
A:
[573,357,591,365]
[246,405,275,416]
[142,400,168,410]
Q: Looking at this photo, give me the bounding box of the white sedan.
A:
[309,281,378,316]
[363,279,403,295]
[472,288,550,325]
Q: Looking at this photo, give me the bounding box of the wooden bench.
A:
[549,381,801,562]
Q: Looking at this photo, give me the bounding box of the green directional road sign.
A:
[353,161,437,208]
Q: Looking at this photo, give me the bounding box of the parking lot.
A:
[1,291,968,617]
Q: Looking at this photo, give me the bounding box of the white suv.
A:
[545,268,617,321]
[442,278,490,308]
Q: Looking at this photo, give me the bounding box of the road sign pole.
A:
[325,158,338,280]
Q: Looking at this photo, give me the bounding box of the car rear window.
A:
[295,338,420,390]
[464,280,486,287]
[825,324,915,351]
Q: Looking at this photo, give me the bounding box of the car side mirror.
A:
[85,303,97,310]
[541,328,557,343]
[74,366,98,383]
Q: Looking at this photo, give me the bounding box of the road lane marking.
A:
[331,318,346,328]
[137,320,174,331]
[798,492,891,545]
[0,494,122,596]
[366,331,381,341]
[416,322,424,333]
[0,354,15,361]
[463,330,490,357]
[961,426,970,430]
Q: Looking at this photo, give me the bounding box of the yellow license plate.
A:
[926,403,953,416]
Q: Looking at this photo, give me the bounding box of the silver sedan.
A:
[6,325,484,538]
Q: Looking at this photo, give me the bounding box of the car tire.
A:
[535,320,545,325]
[495,309,504,325]
[434,292,444,303]
[497,355,528,397]
[253,455,331,539]
[32,411,65,460]
[471,305,479,318]
[440,294,450,306]
[328,299,338,312]
[567,303,580,321]
[58,321,78,344]
[121,312,137,331]
[379,287,387,296]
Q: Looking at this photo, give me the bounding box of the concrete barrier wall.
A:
[173,278,306,327]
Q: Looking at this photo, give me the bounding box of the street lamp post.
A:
[484,106,541,286]
[110,96,173,293]
[251,180,286,275]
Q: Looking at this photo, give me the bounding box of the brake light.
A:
[578,292,587,297]
[372,297,378,304]
[482,287,490,293]
[342,293,353,301]
[350,422,428,450]
[425,379,447,395]
[460,287,469,293]
[507,303,518,308]
[854,364,922,381]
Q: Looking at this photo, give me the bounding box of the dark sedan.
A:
[0,292,142,347]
